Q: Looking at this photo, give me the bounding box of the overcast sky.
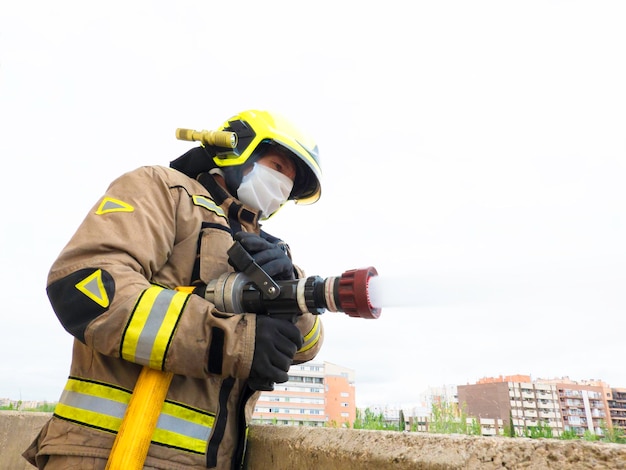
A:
[1,1,625,409]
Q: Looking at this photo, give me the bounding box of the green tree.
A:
[524,421,553,439]
[582,429,599,442]
[507,411,516,437]
[398,409,406,432]
[429,401,481,436]
[601,424,625,444]
[559,428,579,440]
[0,400,22,411]
[353,407,398,431]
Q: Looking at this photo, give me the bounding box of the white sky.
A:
[1,1,625,408]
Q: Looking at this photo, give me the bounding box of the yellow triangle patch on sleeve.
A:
[75,269,110,308]
[96,197,134,215]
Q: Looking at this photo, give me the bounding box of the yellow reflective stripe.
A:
[154,401,215,454]
[55,378,131,433]
[65,376,131,403]
[298,316,321,353]
[55,401,124,432]
[55,377,214,455]
[122,286,190,369]
[122,287,160,362]
[150,290,188,369]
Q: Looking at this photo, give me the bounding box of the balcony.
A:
[564,399,583,407]
[537,401,557,409]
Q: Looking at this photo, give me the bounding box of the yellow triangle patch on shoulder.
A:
[96,197,134,215]
[75,269,110,308]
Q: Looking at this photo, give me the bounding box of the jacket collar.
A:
[170,146,262,229]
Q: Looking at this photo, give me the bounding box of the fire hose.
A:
[106,239,381,468]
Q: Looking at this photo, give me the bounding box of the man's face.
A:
[248,152,296,183]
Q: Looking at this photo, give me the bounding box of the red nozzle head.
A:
[337,267,381,319]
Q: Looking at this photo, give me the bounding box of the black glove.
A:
[249,315,303,390]
[232,232,295,280]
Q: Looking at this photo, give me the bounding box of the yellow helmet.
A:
[214,110,322,205]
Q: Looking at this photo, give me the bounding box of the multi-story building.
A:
[458,378,563,437]
[538,378,610,436]
[252,361,356,427]
[323,362,357,426]
[607,388,626,432]
[458,376,622,437]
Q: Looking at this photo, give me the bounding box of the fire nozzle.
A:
[202,241,381,319]
[202,266,381,319]
[334,266,381,319]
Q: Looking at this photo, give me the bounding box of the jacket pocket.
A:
[198,224,233,283]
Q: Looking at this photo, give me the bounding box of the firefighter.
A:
[23,110,324,469]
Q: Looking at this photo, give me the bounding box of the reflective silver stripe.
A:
[122,286,189,369]
[59,388,126,420]
[55,377,215,454]
[157,412,212,442]
[134,288,177,364]
[192,195,226,218]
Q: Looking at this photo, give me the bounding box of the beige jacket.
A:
[24,165,323,469]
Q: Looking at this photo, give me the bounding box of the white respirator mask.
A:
[237,163,294,219]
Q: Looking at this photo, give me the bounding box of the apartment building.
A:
[458,378,563,437]
[608,388,626,432]
[539,378,610,436]
[458,376,621,437]
[252,361,356,427]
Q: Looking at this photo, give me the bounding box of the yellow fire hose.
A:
[105,130,236,469]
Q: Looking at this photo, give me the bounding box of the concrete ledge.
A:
[3,412,626,469]
[246,425,626,470]
[0,411,51,470]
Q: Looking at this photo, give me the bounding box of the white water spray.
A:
[368,275,419,309]
[367,274,481,309]
[367,273,512,314]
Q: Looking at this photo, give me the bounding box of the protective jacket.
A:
[24,162,323,469]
